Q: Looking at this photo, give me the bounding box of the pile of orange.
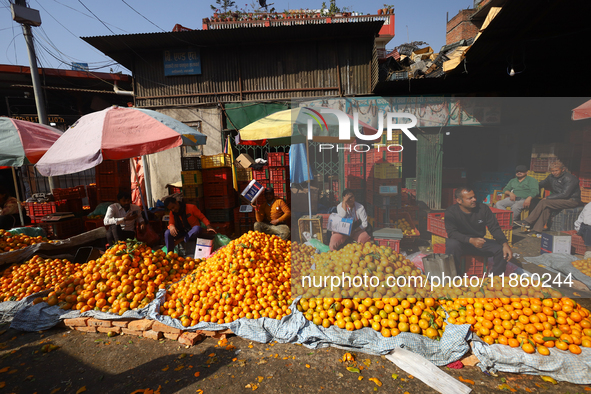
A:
[290,242,315,279]
[0,230,53,253]
[40,240,197,314]
[443,295,591,355]
[0,255,82,302]
[298,296,446,339]
[161,231,292,327]
[572,258,591,277]
[293,241,426,300]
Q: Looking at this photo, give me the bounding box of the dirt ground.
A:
[0,228,589,394]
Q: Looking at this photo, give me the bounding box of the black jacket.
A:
[444,203,508,245]
[539,171,580,201]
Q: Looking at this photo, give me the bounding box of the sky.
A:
[1,0,474,74]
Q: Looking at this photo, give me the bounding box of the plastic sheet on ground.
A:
[9,287,157,332]
[0,290,50,324]
[149,293,472,365]
[524,253,591,290]
[472,339,591,384]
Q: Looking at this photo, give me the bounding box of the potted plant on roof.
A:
[384,4,394,14]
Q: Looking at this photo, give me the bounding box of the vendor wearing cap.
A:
[252,188,291,240]
[495,165,539,218]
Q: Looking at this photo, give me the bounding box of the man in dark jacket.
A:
[514,161,580,233]
[445,187,512,276]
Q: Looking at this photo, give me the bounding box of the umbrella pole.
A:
[305,140,313,237]
[11,167,25,227]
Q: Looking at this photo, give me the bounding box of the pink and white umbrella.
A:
[36,106,206,176]
[572,99,591,121]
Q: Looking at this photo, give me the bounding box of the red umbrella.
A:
[572,99,591,120]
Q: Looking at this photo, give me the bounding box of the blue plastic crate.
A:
[549,206,584,232]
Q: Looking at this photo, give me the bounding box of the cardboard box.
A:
[327,213,354,236]
[241,180,265,203]
[541,231,571,254]
[196,238,214,247]
[235,153,255,169]
[194,245,212,259]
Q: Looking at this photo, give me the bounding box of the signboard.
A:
[71,62,89,71]
[164,48,201,76]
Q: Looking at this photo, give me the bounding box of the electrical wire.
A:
[120,0,166,32]
[76,0,118,36]
[50,0,129,33]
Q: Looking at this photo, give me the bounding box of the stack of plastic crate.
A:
[181,169,203,210]
[202,166,235,231]
[268,152,290,203]
[95,160,131,203]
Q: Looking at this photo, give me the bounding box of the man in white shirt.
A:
[329,189,371,251]
[574,201,591,259]
[103,191,145,246]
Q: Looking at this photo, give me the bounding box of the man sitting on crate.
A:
[514,161,581,233]
[103,191,145,246]
[445,187,512,276]
[329,189,371,251]
[495,165,540,218]
[252,188,291,241]
[164,197,217,255]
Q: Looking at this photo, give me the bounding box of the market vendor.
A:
[329,189,371,251]
[495,165,539,218]
[514,161,580,233]
[575,201,591,259]
[445,187,512,276]
[104,191,145,246]
[0,186,30,230]
[164,197,216,253]
[252,188,291,241]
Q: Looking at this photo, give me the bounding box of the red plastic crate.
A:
[203,182,232,197]
[269,167,288,182]
[253,168,269,181]
[52,186,86,200]
[202,168,232,184]
[167,185,182,195]
[375,238,400,252]
[580,175,591,188]
[25,201,67,217]
[97,187,125,203]
[582,188,591,203]
[563,230,586,255]
[427,212,448,237]
[462,255,486,277]
[345,164,364,178]
[268,152,288,167]
[345,152,364,164]
[530,157,561,172]
[40,218,85,240]
[490,207,513,229]
[346,175,363,189]
[85,218,106,232]
[270,182,288,199]
[210,222,234,237]
[433,243,446,254]
[183,198,205,211]
[66,198,84,213]
[204,194,236,210]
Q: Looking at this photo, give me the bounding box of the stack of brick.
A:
[63,317,231,346]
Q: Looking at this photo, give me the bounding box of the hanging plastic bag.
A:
[136,223,160,246]
[213,234,231,250]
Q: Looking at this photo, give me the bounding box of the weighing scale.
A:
[42,212,75,222]
[373,185,403,241]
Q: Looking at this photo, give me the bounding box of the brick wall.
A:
[446,9,479,45]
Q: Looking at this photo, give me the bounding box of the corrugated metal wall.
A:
[134,37,375,108]
[417,133,443,209]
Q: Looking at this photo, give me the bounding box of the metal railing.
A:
[205,14,391,30]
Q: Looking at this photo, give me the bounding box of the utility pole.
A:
[11,0,55,190]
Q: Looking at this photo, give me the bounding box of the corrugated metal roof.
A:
[83,22,384,70]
